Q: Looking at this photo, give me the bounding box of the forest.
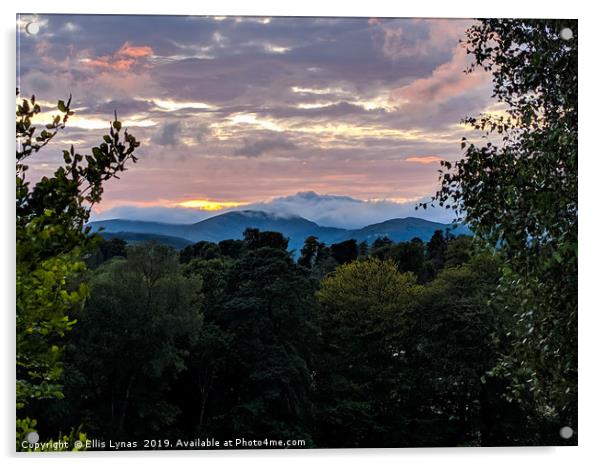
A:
[16,18,577,450]
[21,231,553,448]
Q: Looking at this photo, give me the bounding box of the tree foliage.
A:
[211,242,316,440]
[30,225,564,447]
[427,19,577,428]
[16,90,140,448]
[63,243,201,438]
[315,258,417,446]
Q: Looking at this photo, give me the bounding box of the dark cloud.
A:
[152,121,182,146]
[257,101,377,120]
[92,99,155,116]
[234,136,297,157]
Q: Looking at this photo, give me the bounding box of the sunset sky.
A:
[17,14,498,227]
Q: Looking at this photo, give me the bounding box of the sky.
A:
[17,14,498,228]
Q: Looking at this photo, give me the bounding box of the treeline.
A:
[23,229,565,448]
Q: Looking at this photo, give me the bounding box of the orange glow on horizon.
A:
[176,199,248,211]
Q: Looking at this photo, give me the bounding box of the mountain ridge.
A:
[89,210,470,250]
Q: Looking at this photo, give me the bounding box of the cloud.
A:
[245,191,454,228]
[62,21,79,32]
[405,156,442,164]
[117,41,154,58]
[18,15,495,220]
[391,45,489,105]
[82,41,154,71]
[92,98,155,116]
[83,56,135,71]
[373,18,473,62]
[234,136,297,157]
[152,121,182,146]
[91,191,456,229]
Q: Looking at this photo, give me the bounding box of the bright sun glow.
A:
[176,199,247,211]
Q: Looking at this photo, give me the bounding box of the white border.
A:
[2,1,599,465]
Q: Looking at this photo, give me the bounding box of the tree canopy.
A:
[16,90,140,449]
[428,19,577,431]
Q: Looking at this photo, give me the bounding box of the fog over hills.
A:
[89,210,470,251]
[91,191,457,229]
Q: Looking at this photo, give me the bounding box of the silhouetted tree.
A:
[330,239,358,264]
[180,240,221,264]
[243,228,289,250]
[298,235,320,268]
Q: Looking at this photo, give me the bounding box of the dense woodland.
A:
[16,18,577,449]
[20,231,556,447]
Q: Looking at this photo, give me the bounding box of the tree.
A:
[309,242,338,280]
[330,239,358,264]
[99,237,127,261]
[16,90,139,446]
[444,235,474,268]
[179,257,233,436]
[315,258,417,447]
[298,235,320,268]
[388,239,425,276]
[357,240,369,258]
[218,238,246,259]
[428,19,577,432]
[243,228,289,250]
[179,240,221,264]
[406,254,508,446]
[205,237,317,441]
[85,237,128,268]
[62,243,201,439]
[425,229,449,271]
[370,236,394,259]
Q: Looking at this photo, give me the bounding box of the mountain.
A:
[88,210,470,251]
[89,211,345,251]
[92,191,455,229]
[100,231,193,250]
[347,217,471,243]
[174,211,346,246]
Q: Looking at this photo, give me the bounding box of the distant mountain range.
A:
[88,210,471,251]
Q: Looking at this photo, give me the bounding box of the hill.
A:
[100,231,193,250]
[89,210,470,251]
[348,217,471,244]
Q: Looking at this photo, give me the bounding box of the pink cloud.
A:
[375,19,475,62]
[86,56,136,71]
[84,42,153,71]
[391,45,489,105]
[117,41,154,58]
[425,18,475,47]
[405,156,443,164]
